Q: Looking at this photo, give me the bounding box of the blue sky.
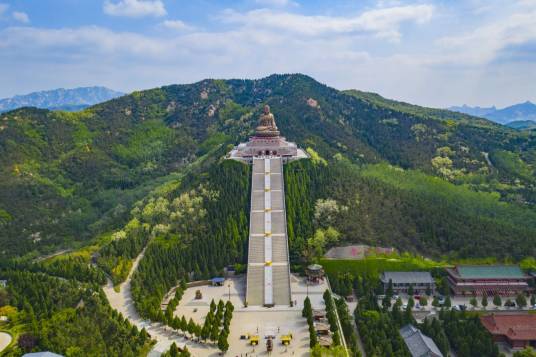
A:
[1,0,535,107]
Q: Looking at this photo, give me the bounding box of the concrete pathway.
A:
[0,332,12,353]
[102,246,220,356]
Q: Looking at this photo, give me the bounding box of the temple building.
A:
[229,105,307,307]
[480,313,536,350]
[446,265,532,296]
[228,105,307,162]
[399,324,443,357]
[380,272,436,296]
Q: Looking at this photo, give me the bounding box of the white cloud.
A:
[103,0,166,18]
[12,11,29,23]
[1,2,535,108]
[160,20,194,31]
[255,0,296,7]
[222,5,433,41]
[438,8,536,65]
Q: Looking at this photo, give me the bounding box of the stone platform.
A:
[228,135,307,163]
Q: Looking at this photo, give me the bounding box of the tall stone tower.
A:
[229,105,307,307]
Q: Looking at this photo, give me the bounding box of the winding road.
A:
[0,332,12,353]
[102,247,220,357]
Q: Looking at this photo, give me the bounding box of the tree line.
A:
[0,270,153,356]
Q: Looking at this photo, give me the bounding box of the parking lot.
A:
[377,294,535,314]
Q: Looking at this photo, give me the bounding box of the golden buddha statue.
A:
[256,105,280,137]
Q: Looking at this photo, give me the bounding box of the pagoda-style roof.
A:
[480,314,536,341]
[307,264,323,271]
[448,265,527,279]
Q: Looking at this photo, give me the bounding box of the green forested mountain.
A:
[1,73,535,260]
[1,73,536,356]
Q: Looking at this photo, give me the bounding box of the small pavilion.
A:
[306,264,325,284]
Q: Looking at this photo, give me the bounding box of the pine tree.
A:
[217,331,229,353]
[493,294,502,308]
[444,295,452,308]
[386,279,394,298]
[309,324,317,348]
[303,296,312,318]
[169,342,179,357]
[333,330,341,346]
[210,324,220,342]
[516,294,527,309]
[201,324,210,342]
[481,295,488,309]
[382,295,391,311]
[470,297,478,309]
[432,296,439,308]
[210,299,216,312]
[180,316,188,332]
[407,296,415,309]
[419,296,428,307]
[187,318,195,337]
[172,316,180,330]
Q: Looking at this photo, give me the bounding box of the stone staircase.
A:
[246,157,291,306]
[246,265,264,306]
[273,265,291,304]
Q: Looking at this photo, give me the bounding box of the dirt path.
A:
[103,245,147,323]
[0,332,12,353]
[33,249,72,263]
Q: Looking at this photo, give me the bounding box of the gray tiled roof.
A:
[381,271,434,284]
[400,325,443,357]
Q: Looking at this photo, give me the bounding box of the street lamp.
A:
[228,283,231,301]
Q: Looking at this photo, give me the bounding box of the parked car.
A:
[504,300,516,308]
[530,304,536,310]
[453,304,467,311]
[392,295,400,301]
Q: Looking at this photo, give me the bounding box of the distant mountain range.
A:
[506,120,536,130]
[448,104,497,118]
[0,86,124,112]
[449,101,536,128]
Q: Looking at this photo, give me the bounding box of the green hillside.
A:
[285,158,536,260]
[1,73,535,356]
[1,73,535,260]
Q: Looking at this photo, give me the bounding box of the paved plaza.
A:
[171,274,330,356]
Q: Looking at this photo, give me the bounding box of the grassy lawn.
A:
[320,250,536,278]
[320,253,451,277]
